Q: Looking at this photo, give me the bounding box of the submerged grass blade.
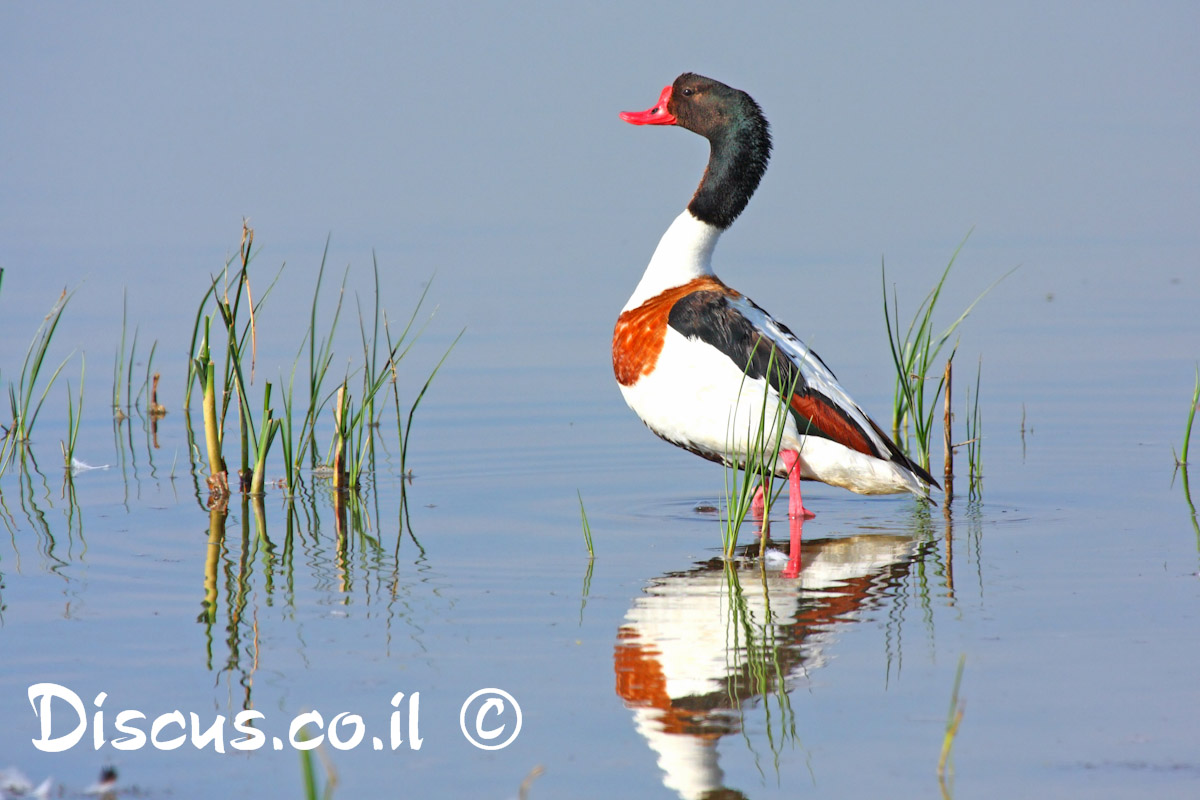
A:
[938,653,967,782]
[296,725,338,800]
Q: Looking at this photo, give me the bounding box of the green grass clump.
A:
[110,290,159,420]
[187,222,284,496]
[383,282,461,485]
[1,273,77,476]
[276,240,345,494]
[2,223,454,504]
[185,224,457,501]
[324,264,459,494]
[882,233,1011,475]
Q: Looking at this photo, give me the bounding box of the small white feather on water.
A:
[762,548,791,566]
[0,767,52,799]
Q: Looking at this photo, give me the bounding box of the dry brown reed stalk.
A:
[149,372,167,417]
[943,357,953,498]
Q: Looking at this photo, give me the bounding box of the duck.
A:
[613,72,938,519]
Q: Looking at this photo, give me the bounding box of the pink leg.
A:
[782,513,804,579]
[750,484,765,518]
[780,450,815,520]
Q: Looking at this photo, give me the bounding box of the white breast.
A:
[619,326,794,468]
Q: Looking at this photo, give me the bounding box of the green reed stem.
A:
[306,240,349,470]
[137,339,158,412]
[184,278,218,412]
[112,290,128,415]
[394,328,463,479]
[249,383,281,496]
[938,653,967,781]
[965,358,983,499]
[578,490,595,558]
[197,319,226,482]
[125,324,139,418]
[1180,365,1199,467]
[61,354,86,468]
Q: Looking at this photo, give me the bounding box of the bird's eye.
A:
[681,87,694,96]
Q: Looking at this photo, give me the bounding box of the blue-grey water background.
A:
[2,2,1199,798]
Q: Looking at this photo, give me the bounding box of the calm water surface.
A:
[1,227,1198,800]
[5,3,1199,797]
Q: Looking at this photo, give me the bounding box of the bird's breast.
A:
[612,276,737,387]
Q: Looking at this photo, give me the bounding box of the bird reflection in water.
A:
[614,522,926,799]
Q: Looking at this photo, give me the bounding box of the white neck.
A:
[622,211,722,311]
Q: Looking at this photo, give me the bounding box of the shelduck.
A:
[613,73,938,519]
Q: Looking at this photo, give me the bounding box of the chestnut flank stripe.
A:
[612,276,737,386]
[790,393,875,457]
